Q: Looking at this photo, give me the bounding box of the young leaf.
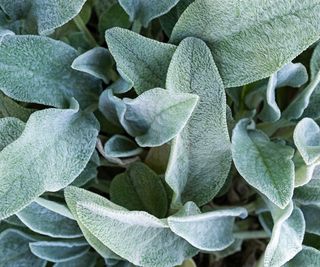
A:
[0,117,24,151]
[294,178,320,205]
[105,28,176,94]
[264,202,305,267]
[294,118,320,165]
[165,37,231,206]
[0,104,99,220]
[170,0,320,87]
[105,135,143,158]
[0,34,101,108]
[282,246,320,267]
[65,186,199,266]
[119,0,179,27]
[29,240,89,263]
[71,47,114,84]
[0,229,46,267]
[0,0,87,34]
[121,88,199,147]
[231,119,295,208]
[17,199,83,239]
[53,252,98,267]
[110,162,168,217]
[167,202,247,251]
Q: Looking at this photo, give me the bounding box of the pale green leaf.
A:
[231,119,295,208]
[105,135,143,158]
[121,88,199,147]
[301,205,320,235]
[0,229,46,267]
[0,105,99,220]
[0,0,87,34]
[165,37,231,206]
[0,117,24,151]
[293,153,318,187]
[119,0,179,27]
[105,27,176,94]
[170,0,320,87]
[17,199,82,239]
[283,246,320,267]
[0,34,101,109]
[65,186,198,266]
[294,177,320,205]
[110,162,168,217]
[168,202,247,251]
[294,118,320,165]
[29,239,89,263]
[53,252,98,267]
[264,202,305,267]
[72,47,114,84]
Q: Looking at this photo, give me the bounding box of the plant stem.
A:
[73,15,98,48]
[234,230,270,240]
[132,20,142,33]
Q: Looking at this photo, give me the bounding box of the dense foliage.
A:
[1,0,320,266]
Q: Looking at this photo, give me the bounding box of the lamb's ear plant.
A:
[1,0,320,266]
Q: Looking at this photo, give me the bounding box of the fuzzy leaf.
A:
[121,88,199,147]
[165,37,231,206]
[264,202,305,267]
[232,119,295,208]
[0,0,87,34]
[283,246,320,267]
[29,240,89,263]
[72,47,114,84]
[294,118,320,165]
[0,105,99,220]
[17,199,82,239]
[168,202,247,251]
[294,178,320,205]
[0,34,101,109]
[53,252,98,267]
[65,186,198,267]
[301,205,320,235]
[170,0,320,87]
[105,28,176,94]
[0,117,24,151]
[105,135,143,158]
[0,229,46,267]
[110,162,168,217]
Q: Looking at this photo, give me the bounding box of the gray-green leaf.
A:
[170,0,320,87]
[0,117,24,151]
[121,88,199,147]
[282,246,320,267]
[232,119,295,208]
[105,27,176,94]
[0,34,101,108]
[168,202,247,251]
[0,105,99,220]
[165,37,231,206]
[65,186,198,267]
[105,135,143,158]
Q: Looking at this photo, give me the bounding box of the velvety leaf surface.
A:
[0,105,99,220]
[0,117,24,151]
[17,199,82,239]
[168,202,247,251]
[165,37,231,206]
[264,202,305,267]
[300,205,320,235]
[294,178,320,205]
[283,246,320,267]
[110,162,168,217]
[232,119,295,208]
[0,34,101,108]
[0,229,46,267]
[105,135,143,158]
[294,118,320,165]
[171,0,320,87]
[65,186,198,267]
[105,28,176,94]
[119,0,179,27]
[121,88,199,147]
[71,47,114,84]
[0,0,87,34]
[29,239,89,263]
[53,252,98,267]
